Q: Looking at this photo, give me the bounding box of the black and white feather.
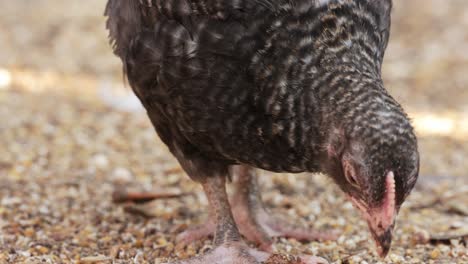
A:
[105,0,418,208]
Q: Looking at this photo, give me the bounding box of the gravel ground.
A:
[0,1,467,263]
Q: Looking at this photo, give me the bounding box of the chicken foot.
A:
[169,173,327,264]
[176,166,338,250]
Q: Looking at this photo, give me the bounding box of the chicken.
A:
[105,0,419,262]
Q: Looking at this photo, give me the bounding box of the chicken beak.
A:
[367,210,395,257]
[351,201,396,258]
[348,172,397,258]
[368,171,397,258]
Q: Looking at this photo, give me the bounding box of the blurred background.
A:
[0,0,467,263]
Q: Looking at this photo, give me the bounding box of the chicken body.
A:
[106,0,419,262]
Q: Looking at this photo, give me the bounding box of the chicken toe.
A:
[168,242,327,264]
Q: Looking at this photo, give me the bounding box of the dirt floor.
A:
[0,1,467,263]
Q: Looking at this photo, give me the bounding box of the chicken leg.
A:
[177,166,338,251]
[170,173,327,264]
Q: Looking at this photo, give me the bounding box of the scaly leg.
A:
[176,166,338,250]
[170,174,327,264]
[230,166,339,250]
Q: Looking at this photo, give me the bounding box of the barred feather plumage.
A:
[106,0,417,211]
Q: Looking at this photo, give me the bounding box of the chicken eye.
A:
[344,162,360,188]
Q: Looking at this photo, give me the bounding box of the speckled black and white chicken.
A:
[105,0,419,263]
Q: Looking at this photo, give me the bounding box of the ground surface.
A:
[0,1,467,263]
